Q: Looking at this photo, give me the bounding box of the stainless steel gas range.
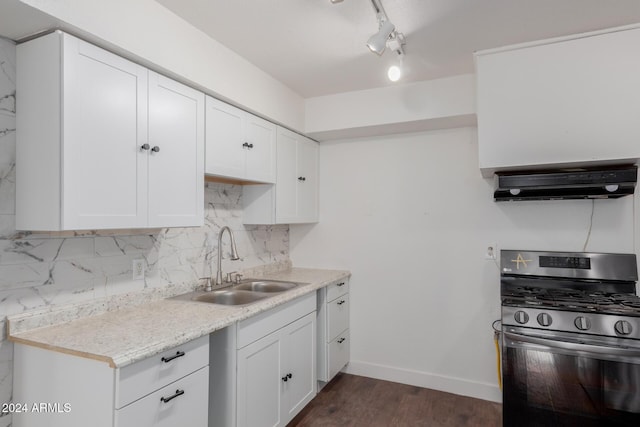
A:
[500,250,640,426]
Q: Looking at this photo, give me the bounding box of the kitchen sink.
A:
[171,279,302,306]
[193,289,268,305]
[234,280,298,293]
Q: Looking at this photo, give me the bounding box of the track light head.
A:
[366,20,395,55]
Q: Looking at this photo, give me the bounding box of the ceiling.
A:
[155,0,640,98]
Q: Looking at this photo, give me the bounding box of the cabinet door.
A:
[282,312,316,424]
[237,331,283,427]
[205,96,245,179]
[62,35,148,230]
[245,114,276,183]
[148,72,204,227]
[294,137,319,223]
[275,127,299,223]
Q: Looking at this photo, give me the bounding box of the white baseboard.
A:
[343,360,502,403]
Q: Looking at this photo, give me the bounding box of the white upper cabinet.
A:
[475,25,640,177]
[243,127,318,225]
[205,96,276,183]
[274,128,319,223]
[16,31,204,230]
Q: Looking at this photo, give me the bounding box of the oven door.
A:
[503,326,640,427]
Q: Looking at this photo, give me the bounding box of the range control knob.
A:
[574,316,591,331]
[514,311,529,324]
[615,320,633,336]
[537,312,553,327]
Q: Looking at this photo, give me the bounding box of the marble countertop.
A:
[7,268,350,368]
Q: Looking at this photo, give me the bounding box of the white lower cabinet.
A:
[12,335,209,427]
[317,279,350,383]
[115,367,209,427]
[209,293,317,427]
[237,312,316,427]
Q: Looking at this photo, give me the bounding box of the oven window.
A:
[503,343,640,426]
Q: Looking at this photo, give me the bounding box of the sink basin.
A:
[193,290,267,305]
[171,279,303,306]
[234,280,299,293]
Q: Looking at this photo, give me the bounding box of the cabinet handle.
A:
[140,143,150,151]
[337,300,346,305]
[281,373,293,382]
[337,282,345,287]
[160,389,185,403]
[248,143,254,149]
[298,176,306,181]
[242,142,249,148]
[151,146,160,153]
[161,351,185,363]
[337,338,346,344]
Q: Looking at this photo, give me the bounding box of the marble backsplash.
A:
[0,37,289,426]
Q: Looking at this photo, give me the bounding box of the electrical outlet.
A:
[132,259,145,280]
[485,244,497,260]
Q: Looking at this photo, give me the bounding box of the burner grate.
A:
[501,286,640,315]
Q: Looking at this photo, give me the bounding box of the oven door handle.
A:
[504,331,640,360]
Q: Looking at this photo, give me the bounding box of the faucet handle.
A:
[225,271,236,283]
[199,277,213,292]
[234,273,244,284]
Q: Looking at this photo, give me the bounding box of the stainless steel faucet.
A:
[215,226,240,286]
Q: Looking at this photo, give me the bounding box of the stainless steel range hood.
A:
[494,166,637,201]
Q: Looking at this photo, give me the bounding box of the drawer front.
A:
[327,293,349,342]
[328,329,350,380]
[238,292,316,349]
[115,366,209,427]
[116,335,209,408]
[326,279,349,302]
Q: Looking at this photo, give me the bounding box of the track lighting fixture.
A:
[330,0,406,81]
[367,0,406,81]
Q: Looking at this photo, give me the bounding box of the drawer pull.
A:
[161,351,186,363]
[337,300,346,305]
[281,373,293,382]
[337,337,346,344]
[160,389,185,403]
[337,282,345,287]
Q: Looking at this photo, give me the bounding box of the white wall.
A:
[289,127,638,402]
[14,0,305,131]
[305,74,476,141]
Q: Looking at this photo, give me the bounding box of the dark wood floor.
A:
[288,373,502,427]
